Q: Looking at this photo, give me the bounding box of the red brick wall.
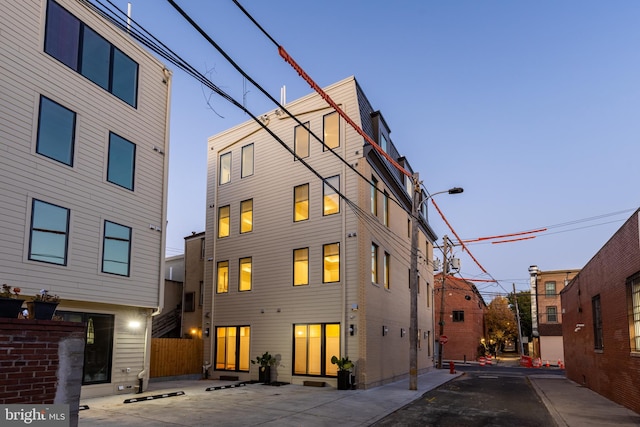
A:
[561,210,640,415]
[0,318,85,404]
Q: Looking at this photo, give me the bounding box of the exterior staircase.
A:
[152,307,181,338]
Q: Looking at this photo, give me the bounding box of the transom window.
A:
[218,206,230,238]
[37,96,76,166]
[215,326,250,371]
[323,243,340,283]
[241,143,254,178]
[107,133,136,191]
[240,199,253,233]
[29,199,69,265]
[44,0,138,107]
[217,261,229,293]
[293,323,340,376]
[102,220,132,276]
[294,122,310,159]
[293,248,309,286]
[323,175,340,216]
[239,257,252,292]
[294,184,309,222]
[323,112,339,150]
[219,152,231,185]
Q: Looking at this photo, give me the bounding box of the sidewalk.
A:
[78,367,640,426]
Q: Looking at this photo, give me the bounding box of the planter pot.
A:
[0,298,25,318]
[258,366,271,384]
[27,301,59,320]
[337,370,351,390]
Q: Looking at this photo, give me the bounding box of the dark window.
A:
[102,220,131,276]
[37,96,76,166]
[184,292,196,312]
[29,199,69,265]
[545,281,556,297]
[546,306,558,322]
[593,295,603,350]
[44,0,138,107]
[107,132,136,190]
[452,310,464,322]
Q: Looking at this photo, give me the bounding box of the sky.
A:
[103,0,640,298]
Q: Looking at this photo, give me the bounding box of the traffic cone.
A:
[545,360,550,367]
[479,356,486,367]
[486,355,492,365]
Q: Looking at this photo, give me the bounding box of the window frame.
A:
[323,175,340,216]
[292,323,340,377]
[28,199,70,266]
[107,132,136,191]
[101,220,132,276]
[370,177,378,216]
[294,122,310,159]
[238,257,252,292]
[546,306,558,323]
[294,183,310,222]
[323,111,339,150]
[36,95,76,166]
[219,152,232,185]
[383,251,390,289]
[323,242,340,283]
[240,199,253,234]
[241,143,254,178]
[628,273,640,352]
[218,205,230,238]
[382,191,389,227]
[216,260,229,294]
[215,325,250,372]
[293,247,309,286]
[545,281,556,297]
[592,295,603,350]
[371,243,379,284]
[452,310,465,322]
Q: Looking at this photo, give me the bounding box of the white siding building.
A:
[0,0,170,398]
[204,77,437,388]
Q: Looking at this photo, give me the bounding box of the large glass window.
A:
[58,311,114,385]
[294,122,310,159]
[293,248,309,286]
[629,274,640,352]
[593,295,603,350]
[107,133,135,191]
[293,323,340,376]
[323,112,339,150]
[218,205,230,238]
[44,0,138,107]
[241,143,254,178]
[371,243,378,284]
[323,243,340,283]
[37,96,76,166]
[323,175,340,216]
[239,257,252,292]
[102,220,131,276]
[545,281,556,297]
[219,152,231,184]
[294,184,309,222]
[215,326,250,371]
[384,252,390,289]
[240,199,253,233]
[217,261,229,293]
[29,199,69,265]
[370,177,378,216]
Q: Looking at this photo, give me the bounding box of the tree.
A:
[508,290,532,340]
[485,296,517,351]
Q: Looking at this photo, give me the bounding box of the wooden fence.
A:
[150,338,203,378]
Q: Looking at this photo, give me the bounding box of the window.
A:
[370,177,378,216]
[241,143,254,178]
[102,220,131,276]
[44,0,138,107]
[593,295,603,350]
[383,252,390,289]
[629,273,640,352]
[107,132,135,191]
[452,310,464,322]
[58,311,114,385]
[199,281,204,306]
[293,248,309,286]
[371,243,379,284]
[215,326,250,371]
[323,175,340,216]
[294,122,310,158]
[546,306,557,323]
[380,133,388,153]
[383,191,389,227]
[218,205,230,238]
[239,257,252,291]
[219,152,231,184]
[240,199,253,233]
[545,281,556,297]
[29,199,69,265]
[426,283,431,307]
[323,243,340,283]
[200,238,205,259]
[323,112,339,150]
[293,323,340,376]
[406,175,413,197]
[217,261,229,293]
[294,184,309,222]
[37,96,76,166]
[184,292,196,312]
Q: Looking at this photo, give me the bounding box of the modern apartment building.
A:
[529,266,579,363]
[204,76,437,388]
[0,0,171,398]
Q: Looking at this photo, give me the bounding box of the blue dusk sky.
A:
[104,0,639,298]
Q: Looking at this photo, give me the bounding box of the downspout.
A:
[340,115,347,361]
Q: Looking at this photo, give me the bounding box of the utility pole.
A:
[513,283,524,356]
[409,173,420,390]
[437,235,449,369]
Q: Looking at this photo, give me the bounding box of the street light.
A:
[409,177,463,390]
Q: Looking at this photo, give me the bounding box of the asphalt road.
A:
[372,366,559,427]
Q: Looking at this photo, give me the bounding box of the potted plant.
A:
[0,284,25,318]
[251,351,276,384]
[27,289,60,320]
[331,355,354,390]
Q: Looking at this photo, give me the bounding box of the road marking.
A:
[478,375,499,379]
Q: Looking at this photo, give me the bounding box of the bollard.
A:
[449,361,455,374]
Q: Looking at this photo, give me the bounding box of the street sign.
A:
[440,335,448,344]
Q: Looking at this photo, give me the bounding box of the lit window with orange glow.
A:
[293,247,309,286]
[294,184,309,222]
[239,257,252,291]
[323,243,340,283]
[240,199,253,233]
[217,261,229,293]
[218,205,230,238]
[323,175,340,216]
[383,252,390,289]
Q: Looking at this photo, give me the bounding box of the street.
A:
[372,364,561,427]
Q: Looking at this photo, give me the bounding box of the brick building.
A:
[434,274,487,363]
[561,209,640,414]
